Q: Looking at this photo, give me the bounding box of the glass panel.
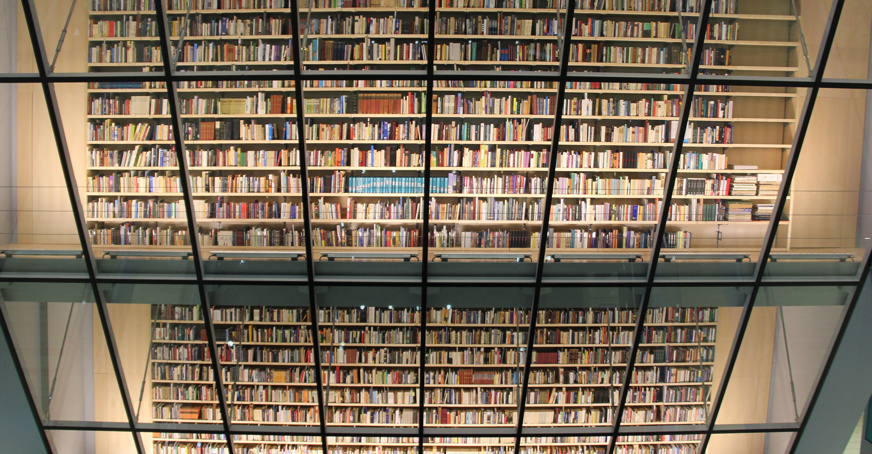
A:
[428,437,514,454]
[654,83,794,275]
[425,286,530,428]
[46,430,139,454]
[715,286,849,426]
[1,292,131,423]
[54,80,197,275]
[614,434,703,454]
[4,0,36,74]
[301,0,428,71]
[151,432,229,454]
[634,287,747,428]
[521,436,611,454]
[430,79,556,258]
[239,434,322,454]
[841,413,866,454]
[170,3,294,74]
[764,88,870,278]
[822,0,872,81]
[531,287,643,429]
[718,0,818,79]
[706,432,793,454]
[202,285,318,430]
[102,282,211,427]
[545,81,686,256]
[53,0,163,75]
[435,3,566,71]
[0,80,86,263]
[318,286,420,428]
[620,298,735,428]
[330,436,417,454]
[181,79,303,254]
[304,79,425,257]
[73,77,191,248]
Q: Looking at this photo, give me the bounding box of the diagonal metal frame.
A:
[699,0,848,451]
[151,1,236,451]
[0,294,56,453]
[605,2,714,452]
[2,0,871,453]
[418,0,437,450]
[287,2,331,453]
[17,0,147,452]
[514,1,577,452]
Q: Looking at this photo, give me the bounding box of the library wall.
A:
[9,0,868,252]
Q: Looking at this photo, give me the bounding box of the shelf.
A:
[85,166,787,174]
[87,112,792,123]
[86,86,799,99]
[88,8,797,22]
[87,33,798,49]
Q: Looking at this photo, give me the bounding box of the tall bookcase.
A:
[149,303,719,454]
[84,0,797,251]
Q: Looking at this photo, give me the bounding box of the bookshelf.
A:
[84,0,798,251]
[149,303,719,454]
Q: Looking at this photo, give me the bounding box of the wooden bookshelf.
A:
[84,0,799,247]
[147,304,719,452]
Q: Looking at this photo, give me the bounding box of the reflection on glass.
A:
[47,430,140,454]
[305,80,425,251]
[719,287,848,428]
[425,292,528,427]
[521,437,611,454]
[546,83,684,253]
[656,83,793,259]
[321,299,420,427]
[152,432,228,454]
[150,303,224,424]
[1,298,128,423]
[430,80,557,252]
[621,306,720,426]
[435,4,565,70]
[705,432,788,454]
[429,437,513,454]
[3,82,83,250]
[301,0,428,71]
[237,434,321,454]
[615,434,703,454]
[330,436,417,454]
[217,305,318,427]
[182,79,303,249]
[528,287,640,430]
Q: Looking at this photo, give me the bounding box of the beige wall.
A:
[15,0,87,246]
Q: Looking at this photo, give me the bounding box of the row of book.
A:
[155,305,716,326]
[180,94,293,115]
[90,0,736,14]
[88,95,168,115]
[86,78,727,92]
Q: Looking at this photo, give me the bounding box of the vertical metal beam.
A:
[18,1,146,452]
[698,0,847,451]
[606,2,713,452]
[288,2,331,453]
[514,1,575,451]
[39,302,49,413]
[418,0,437,450]
[151,1,235,452]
